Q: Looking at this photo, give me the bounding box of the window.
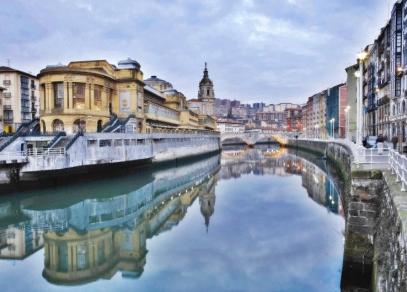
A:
[76,244,89,271]
[97,241,106,265]
[57,244,68,272]
[3,80,10,86]
[52,119,64,132]
[53,82,64,109]
[73,83,85,109]
[99,139,111,147]
[94,85,102,109]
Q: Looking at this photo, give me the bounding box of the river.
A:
[0,145,346,292]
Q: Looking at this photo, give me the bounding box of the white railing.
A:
[27,147,66,157]
[0,151,27,161]
[355,146,391,166]
[389,149,407,191]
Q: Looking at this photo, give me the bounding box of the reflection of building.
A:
[0,66,39,133]
[221,147,342,215]
[0,154,220,285]
[199,175,217,232]
[0,224,43,260]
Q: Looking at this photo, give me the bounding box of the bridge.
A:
[221,131,290,146]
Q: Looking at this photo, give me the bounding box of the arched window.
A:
[52,119,64,132]
[73,119,86,133]
[97,120,103,132]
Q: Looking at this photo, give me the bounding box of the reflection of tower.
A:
[199,177,217,232]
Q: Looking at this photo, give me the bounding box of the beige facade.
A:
[144,75,216,131]
[38,59,145,134]
[0,67,39,133]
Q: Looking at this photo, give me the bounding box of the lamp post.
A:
[330,118,335,139]
[345,106,350,140]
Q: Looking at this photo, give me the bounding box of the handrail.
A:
[46,131,66,149]
[65,132,83,151]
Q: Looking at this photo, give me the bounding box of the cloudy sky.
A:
[0,0,392,104]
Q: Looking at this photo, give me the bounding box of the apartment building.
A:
[0,66,39,133]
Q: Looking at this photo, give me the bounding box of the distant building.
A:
[217,119,245,134]
[188,63,215,116]
[326,84,346,138]
[0,87,4,132]
[0,66,39,133]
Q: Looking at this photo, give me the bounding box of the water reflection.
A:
[221,145,343,216]
[0,155,220,285]
[0,146,345,291]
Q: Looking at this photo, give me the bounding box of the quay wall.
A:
[0,133,221,185]
[282,139,407,291]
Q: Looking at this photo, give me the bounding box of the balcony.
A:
[144,102,180,125]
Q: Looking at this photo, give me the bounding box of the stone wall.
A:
[282,138,407,291]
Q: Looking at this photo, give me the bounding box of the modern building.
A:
[326,84,346,138]
[0,66,39,133]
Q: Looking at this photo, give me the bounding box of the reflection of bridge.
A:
[221,131,290,146]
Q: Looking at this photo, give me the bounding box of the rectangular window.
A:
[3,80,11,86]
[73,83,85,109]
[53,82,64,109]
[76,244,89,271]
[99,139,111,147]
[94,85,102,109]
[58,244,68,272]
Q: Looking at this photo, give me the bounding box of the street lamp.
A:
[345,106,350,140]
[330,118,335,139]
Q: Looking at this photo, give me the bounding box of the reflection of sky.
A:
[0,162,344,292]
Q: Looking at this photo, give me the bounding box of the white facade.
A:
[217,121,245,134]
[0,68,39,132]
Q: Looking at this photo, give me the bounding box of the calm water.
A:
[0,145,345,292]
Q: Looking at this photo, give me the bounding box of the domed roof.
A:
[118,58,141,70]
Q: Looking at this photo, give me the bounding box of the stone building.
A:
[0,66,39,133]
[188,63,215,116]
[38,59,145,134]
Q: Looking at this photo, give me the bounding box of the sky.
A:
[0,0,393,104]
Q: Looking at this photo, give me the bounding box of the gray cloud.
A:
[1,0,389,104]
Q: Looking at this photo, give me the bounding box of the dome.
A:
[199,63,213,87]
[118,58,141,70]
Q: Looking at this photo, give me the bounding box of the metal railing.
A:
[27,147,66,157]
[390,149,407,191]
[355,146,391,166]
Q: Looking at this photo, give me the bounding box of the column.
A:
[85,83,90,110]
[69,82,74,110]
[89,83,94,111]
[64,81,69,110]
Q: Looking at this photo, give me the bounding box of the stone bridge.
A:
[221,131,289,146]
